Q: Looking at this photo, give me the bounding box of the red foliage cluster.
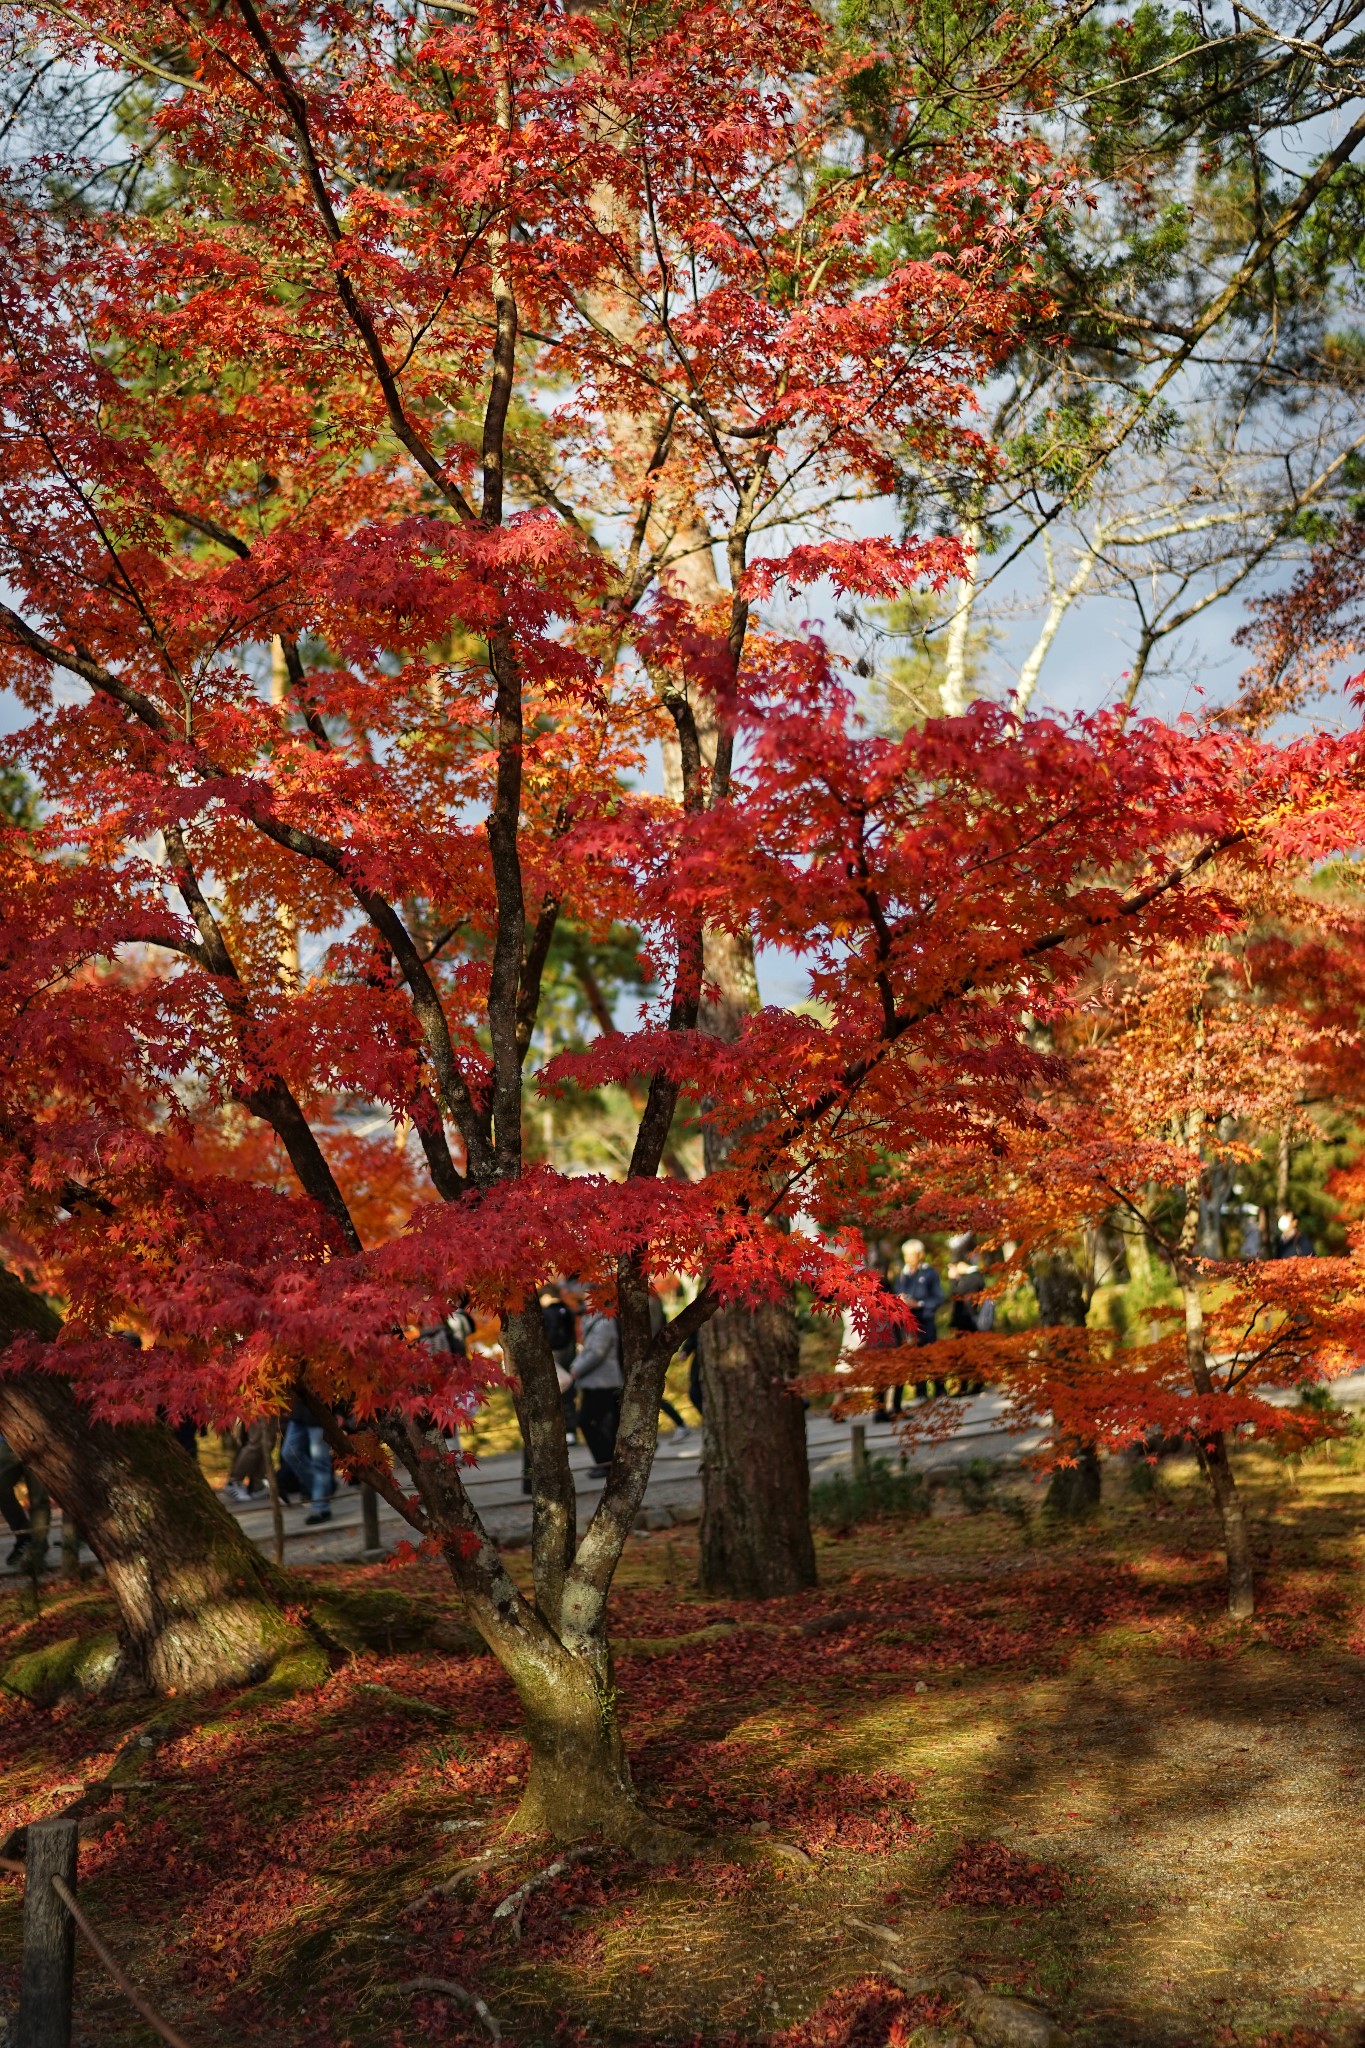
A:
[763,1978,960,2048]
[674,1758,927,1856]
[937,1837,1068,1911]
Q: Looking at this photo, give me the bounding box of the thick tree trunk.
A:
[1031,1248,1087,1327]
[1033,1246,1102,1519]
[507,1637,642,1843]
[1044,1449,1102,1518]
[699,1298,815,1598]
[640,474,817,1599]
[0,1269,312,1693]
[688,927,817,1598]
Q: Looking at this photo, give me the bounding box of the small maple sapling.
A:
[1,0,1358,1840]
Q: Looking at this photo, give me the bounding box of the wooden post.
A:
[360,1482,382,1558]
[18,1817,78,2048]
[851,1424,868,1483]
[59,1509,79,1576]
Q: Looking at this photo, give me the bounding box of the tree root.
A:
[844,1920,1072,2047]
[1,1628,122,1708]
[491,1845,596,1939]
[393,1976,500,2042]
[406,1849,517,1914]
[507,1780,691,1863]
[355,1681,451,1721]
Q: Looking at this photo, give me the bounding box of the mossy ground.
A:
[3,1438,1365,2047]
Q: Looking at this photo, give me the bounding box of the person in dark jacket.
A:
[650,1288,691,1433]
[1273,1210,1315,1259]
[519,1282,582,1495]
[541,1283,579,1439]
[947,1236,993,1395]
[568,1308,623,1478]
[880,1237,945,1413]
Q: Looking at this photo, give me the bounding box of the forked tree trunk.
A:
[393,1305,682,1854]
[0,1269,312,1692]
[699,1298,815,1598]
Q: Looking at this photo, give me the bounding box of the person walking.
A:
[568,1304,623,1479]
[883,1237,945,1413]
[679,1329,703,1417]
[0,1434,46,1568]
[1239,1204,1263,1259]
[649,1287,691,1434]
[282,1390,335,1525]
[520,1282,582,1495]
[225,1418,272,1501]
[946,1235,993,1395]
[541,1283,580,1439]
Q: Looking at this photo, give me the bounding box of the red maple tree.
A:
[1,0,1356,1837]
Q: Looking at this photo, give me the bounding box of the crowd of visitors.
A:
[0,1207,1329,1571]
[517,1280,694,1491]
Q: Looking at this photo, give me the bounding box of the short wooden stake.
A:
[18,1817,78,2048]
[851,1424,868,1482]
[361,1482,382,1557]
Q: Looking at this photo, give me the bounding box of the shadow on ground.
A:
[2,1441,1365,2047]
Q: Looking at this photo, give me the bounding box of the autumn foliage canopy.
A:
[1,0,1364,1637]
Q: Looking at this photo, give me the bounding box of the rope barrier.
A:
[50,1875,198,2048]
[50,1875,199,2048]
[3,1845,199,2048]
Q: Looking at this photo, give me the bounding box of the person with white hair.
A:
[880,1237,945,1417]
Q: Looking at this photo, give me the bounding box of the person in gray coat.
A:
[570,1309,624,1477]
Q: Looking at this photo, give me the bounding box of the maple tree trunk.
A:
[699,1296,816,1598]
[0,1270,308,1693]
[401,1306,678,1852]
[431,1543,670,1851]
[1031,1247,1087,1326]
[502,1636,640,1842]
[1198,1429,1256,1620]
[1180,1269,1255,1618]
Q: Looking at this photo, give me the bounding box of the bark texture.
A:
[509,1639,641,1844]
[1181,1269,1255,1617]
[689,920,818,1597]
[699,1297,816,1598]
[1034,1247,1103,1520]
[1198,1429,1256,1620]
[1031,1249,1087,1329]
[0,1269,309,1693]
